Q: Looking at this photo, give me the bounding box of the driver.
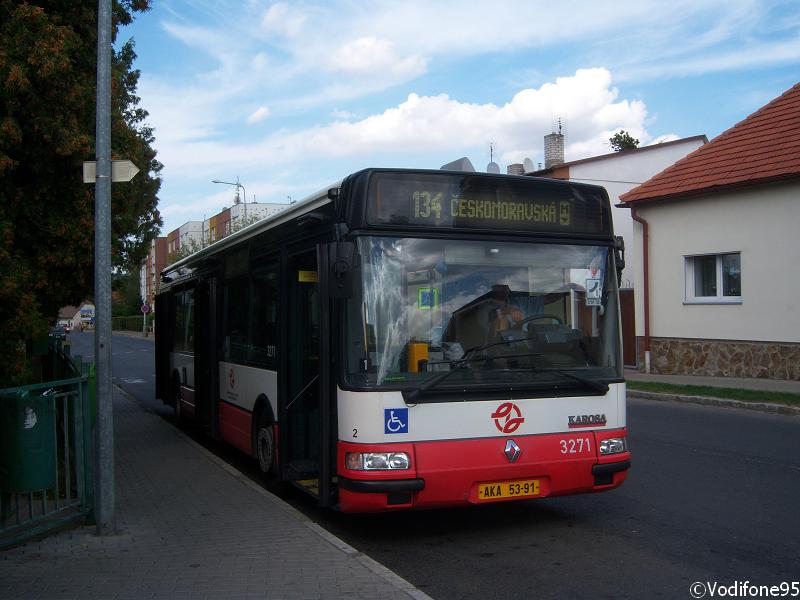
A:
[487,284,525,335]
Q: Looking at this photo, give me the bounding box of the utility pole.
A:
[94,0,115,535]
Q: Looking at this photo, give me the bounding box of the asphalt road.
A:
[67,330,165,417]
[70,330,800,599]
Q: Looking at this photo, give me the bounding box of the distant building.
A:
[167,221,204,254]
[56,301,96,330]
[618,82,800,379]
[162,203,288,267]
[140,237,168,309]
[57,306,78,329]
[227,202,286,231]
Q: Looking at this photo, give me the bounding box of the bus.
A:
[155,168,630,512]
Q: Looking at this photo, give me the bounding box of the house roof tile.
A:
[619,82,800,204]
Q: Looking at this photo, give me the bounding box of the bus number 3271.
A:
[560,438,591,454]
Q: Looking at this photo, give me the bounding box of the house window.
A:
[685,253,741,303]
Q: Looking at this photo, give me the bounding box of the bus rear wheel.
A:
[256,417,275,475]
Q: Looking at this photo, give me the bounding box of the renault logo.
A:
[504,439,521,463]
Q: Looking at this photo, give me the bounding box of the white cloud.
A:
[328,36,427,79]
[154,0,796,123]
[157,68,654,176]
[261,2,307,37]
[251,52,268,72]
[247,106,271,123]
[617,37,800,81]
[330,108,357,120]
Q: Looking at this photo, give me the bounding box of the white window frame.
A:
[684,252,742,305]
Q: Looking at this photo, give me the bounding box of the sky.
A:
[120,0,800,235]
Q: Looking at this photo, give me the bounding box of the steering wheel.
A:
[515,313,564,328]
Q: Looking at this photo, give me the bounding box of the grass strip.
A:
[626,380,800,407]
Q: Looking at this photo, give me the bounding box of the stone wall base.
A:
[635,337,800,380]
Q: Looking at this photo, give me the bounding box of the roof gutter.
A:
[630,205,651,373]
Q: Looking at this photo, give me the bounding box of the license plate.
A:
[477,479,540,501]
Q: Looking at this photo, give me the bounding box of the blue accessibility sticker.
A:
[384,408,409,434]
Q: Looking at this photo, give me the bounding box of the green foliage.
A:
[627,381,800,406]
[112,268,142,317]
[610,130,640,152]
[166,237,202,267]
[0,1,160,385]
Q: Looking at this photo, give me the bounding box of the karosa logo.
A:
[492,402,524,434]
[568,414,606,428]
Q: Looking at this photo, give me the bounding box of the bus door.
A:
[283,250,323,488]
[194,277,219,436]
[154,292,171,403]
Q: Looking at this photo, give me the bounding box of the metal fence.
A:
[0,345,94,550]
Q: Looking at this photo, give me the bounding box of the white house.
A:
[530,135,707,288]
[618,82,800,380]
[529,135,707,365]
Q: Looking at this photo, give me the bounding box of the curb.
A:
[114,385,435,600]
[111,330,154,341]
[627,389,800,416]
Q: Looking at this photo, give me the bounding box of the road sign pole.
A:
[141,303,150,337]
[94,0,115,536]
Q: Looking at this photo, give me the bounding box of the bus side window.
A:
[251,262,279,368]
[224,276,250,363]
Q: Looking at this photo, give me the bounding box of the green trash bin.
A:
[0,389,56,492]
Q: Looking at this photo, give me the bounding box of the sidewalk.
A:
[0,389,432,600]
[624,368,800,415]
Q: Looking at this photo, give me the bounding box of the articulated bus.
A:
[155,168,631,512]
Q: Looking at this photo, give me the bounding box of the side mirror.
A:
[614,236,625,287]
[328,241,357,298]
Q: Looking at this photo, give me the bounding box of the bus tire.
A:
[256,413,275,475]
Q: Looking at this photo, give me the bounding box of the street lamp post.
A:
[212,178,247,224]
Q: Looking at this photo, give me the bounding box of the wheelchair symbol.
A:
[384,408,409,434]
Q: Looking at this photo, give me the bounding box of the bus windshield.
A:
[344,236,622,394]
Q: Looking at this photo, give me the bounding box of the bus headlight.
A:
[345,452,411,471]
[599,438,627,455]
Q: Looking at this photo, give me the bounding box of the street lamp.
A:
[212,177,247,222]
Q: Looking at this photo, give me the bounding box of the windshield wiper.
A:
[533,368,609,393]
[403,336,608,401]
[404,340,543,403]
[403,353,483,403]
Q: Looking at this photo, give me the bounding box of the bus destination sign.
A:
[367,172,610,235]
[413,191,572,227]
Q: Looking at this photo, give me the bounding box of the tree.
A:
[166,237,203,267]
[0,1,161,385]
[112,268,143,317]
[610,130,640,152]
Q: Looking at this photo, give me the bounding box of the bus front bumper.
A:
[337,430,631,512]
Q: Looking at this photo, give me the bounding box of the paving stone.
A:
[0,389,430,600]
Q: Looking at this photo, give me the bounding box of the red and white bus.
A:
[155,168,630,512]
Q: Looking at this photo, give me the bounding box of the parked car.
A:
[49,325,67,340]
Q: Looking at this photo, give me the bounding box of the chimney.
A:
[544,132,564,169]
[507,163,524,175]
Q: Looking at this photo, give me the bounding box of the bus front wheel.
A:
[256,416,275,475]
